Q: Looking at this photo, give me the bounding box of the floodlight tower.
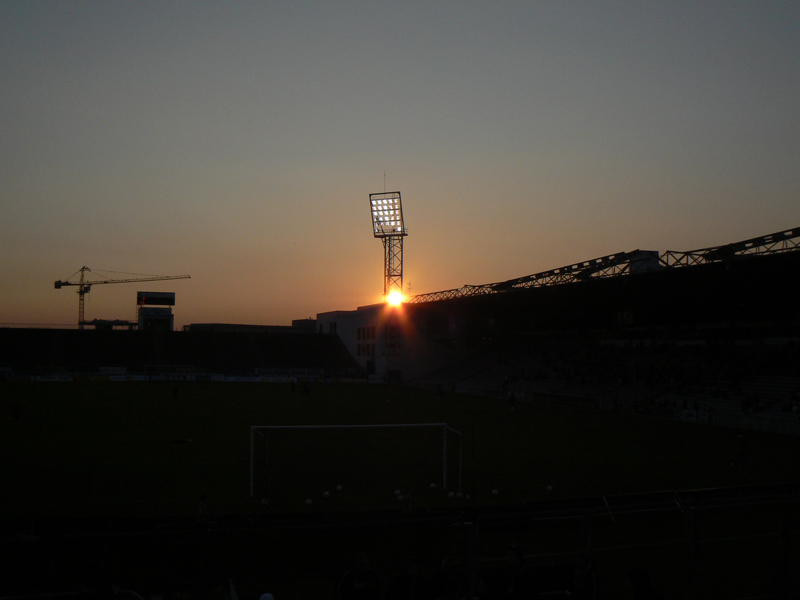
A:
[369,191,408,302]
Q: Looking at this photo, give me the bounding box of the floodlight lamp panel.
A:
[369,191,405,238]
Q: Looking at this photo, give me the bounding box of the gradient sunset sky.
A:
[2,2,798,329]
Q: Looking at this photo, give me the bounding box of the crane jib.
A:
[54,268,190,328]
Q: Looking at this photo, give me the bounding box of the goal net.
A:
[250,423,462,510]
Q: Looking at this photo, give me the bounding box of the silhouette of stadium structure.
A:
[4,226,799,386]
[3,226,800,598]
[319,226,800,419]
[4,226,798,434]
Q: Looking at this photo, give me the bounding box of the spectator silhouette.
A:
[337,552,381,600]
[434,549,467,600]
[573,553,597,600]
[507,544,538,599]
[400,486,413,514]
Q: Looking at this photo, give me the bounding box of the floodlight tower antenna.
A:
[369,191,408,300]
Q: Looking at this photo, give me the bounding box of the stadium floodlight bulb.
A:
[369,191,405,238]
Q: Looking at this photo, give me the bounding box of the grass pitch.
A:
[3,380,800,519]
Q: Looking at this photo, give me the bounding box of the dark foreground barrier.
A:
[3,483,800,599]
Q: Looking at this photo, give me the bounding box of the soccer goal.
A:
[250,423,463,502]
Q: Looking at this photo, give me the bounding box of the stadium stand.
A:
[0,327,362,379]
[409,244,800,435]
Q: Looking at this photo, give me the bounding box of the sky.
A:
[2,2,798,329]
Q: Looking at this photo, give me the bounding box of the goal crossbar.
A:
[250,423,463,497]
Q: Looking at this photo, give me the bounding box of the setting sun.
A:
[386,291,403,306]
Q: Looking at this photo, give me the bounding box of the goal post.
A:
[250,423,463,498]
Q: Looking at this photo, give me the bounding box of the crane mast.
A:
[54,266,191,329]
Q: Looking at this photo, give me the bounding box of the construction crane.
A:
[54,266,191,329]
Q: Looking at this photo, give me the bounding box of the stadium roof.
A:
[409,227,800,304]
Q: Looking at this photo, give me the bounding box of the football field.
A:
[4,380,800,519]
[5,380,800,598]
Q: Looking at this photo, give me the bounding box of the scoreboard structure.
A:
[137,291,176,332]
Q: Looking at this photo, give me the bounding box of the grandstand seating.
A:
[417,332,800,435]
[0,327,362,379]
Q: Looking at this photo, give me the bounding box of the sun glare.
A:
[386,291,403,306]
